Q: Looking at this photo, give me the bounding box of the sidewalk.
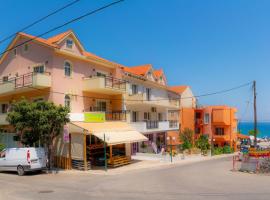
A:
[52,153,235,176]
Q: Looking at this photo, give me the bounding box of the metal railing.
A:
[84,75,127,91]
[84,108,128,121]
[169,120,178,128]
[0,72,51,88]
[146,121,159,129]
[104,76,126,91]
[105,111,127,121]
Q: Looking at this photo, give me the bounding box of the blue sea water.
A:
[238,122,270,138]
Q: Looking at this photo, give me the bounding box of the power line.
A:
[194,82,252,98]
[0,0,81,45]
[0,0,125,57]
[21,80,253,102]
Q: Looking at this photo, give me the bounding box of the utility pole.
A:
[104,134,107,171]
[253,80,257,147]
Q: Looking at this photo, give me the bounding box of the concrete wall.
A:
[180,87,196,108]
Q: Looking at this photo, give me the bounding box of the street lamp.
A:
[209,136,216,156]
[167,136,176,163]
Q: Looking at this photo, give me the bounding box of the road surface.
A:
[0,157,269,200]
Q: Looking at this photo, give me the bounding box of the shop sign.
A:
[63,125,69,143]
[84,112,105,123]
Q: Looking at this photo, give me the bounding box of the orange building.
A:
[194,106,238,149]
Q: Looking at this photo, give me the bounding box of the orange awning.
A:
[237,133,249,139]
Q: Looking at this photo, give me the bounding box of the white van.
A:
[0,148,47,176]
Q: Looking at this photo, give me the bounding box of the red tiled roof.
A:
[47,30,72,44]
[124,64,152,76]
[17,31,122,67]
[153,69,163,77]
[169,85,189,94]
[18,32,58,48]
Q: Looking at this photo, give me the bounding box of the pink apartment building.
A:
[0,30,180,169]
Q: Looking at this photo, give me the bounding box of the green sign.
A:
[84,112,105,123]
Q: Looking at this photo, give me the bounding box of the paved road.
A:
[0,157,270,200]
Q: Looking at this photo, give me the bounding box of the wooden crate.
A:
[72,159,91,170]
[108,156,131,168]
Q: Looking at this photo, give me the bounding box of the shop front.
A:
[54,121,148,170]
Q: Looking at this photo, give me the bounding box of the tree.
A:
[6,99,33,144]
[0,133,5,151]
[195,135,210,154]
[248,129,260,136]
[7,99,70,169]
[179,128,194,150]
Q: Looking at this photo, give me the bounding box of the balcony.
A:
[83,76,127,95]
[0,72,51,97]
[69,111,128,122]
[130,120,179,133]
[0,114,8,125]
[126,93,179,109]
[212,109,231,125]
[213,134,230,142]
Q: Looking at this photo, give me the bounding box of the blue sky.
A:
[0,0,269,121]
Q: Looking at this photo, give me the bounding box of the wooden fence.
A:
[54,156,72,170]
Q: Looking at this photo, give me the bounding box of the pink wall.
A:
[0,36,124,113]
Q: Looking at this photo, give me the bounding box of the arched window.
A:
[64,61,72,77]
[64,95,71,108]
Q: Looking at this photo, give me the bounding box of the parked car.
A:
[0,148,47,176]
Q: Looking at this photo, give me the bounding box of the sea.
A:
[238,122,270,138]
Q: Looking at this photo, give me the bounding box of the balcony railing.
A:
[83,76,127,94]
[104,76,126,90]
[169,120,178,128]
[82,108,128,121]
[146,121,159,129]
[105,111,127,121]
[0,72,51,96]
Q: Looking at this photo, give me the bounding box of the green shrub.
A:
[0,143,4,152]
[179,128,194,150]
[195,135,210,154]
[213,147,223,155]
[223,145,233,154]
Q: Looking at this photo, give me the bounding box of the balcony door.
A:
[96,100,107,112]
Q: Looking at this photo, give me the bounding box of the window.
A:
[204,113,210,124]
[33,65,44,73]
[215,127,225,135]
[2,76,8,83]
[132,111,138,122]
[96,101,107,112]
[96,72,106,77]
[158,113,163,121]
[64,95,71,108]
[146,88,151,101]
[145,134,153,142]
[195,112,201,119]
[195,127,201,134]
[1,104,8,113]
[66,39,73,49]
[64,61,72,77]
[131,84,138,95]
[144,112,150,121]
[13,48,17,56]
[24,44,29,52]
